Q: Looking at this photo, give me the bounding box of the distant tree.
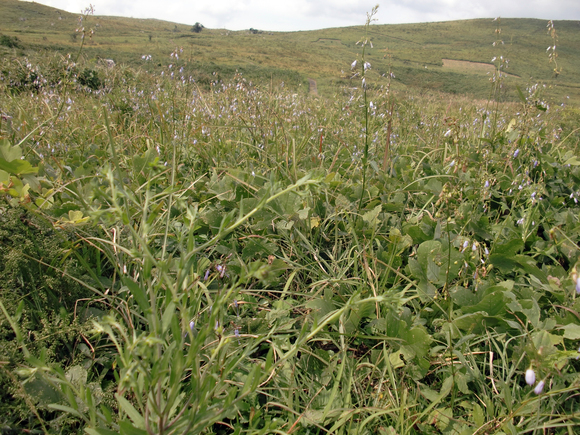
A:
[191,22,204,33]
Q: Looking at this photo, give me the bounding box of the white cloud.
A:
[25,0,580,31]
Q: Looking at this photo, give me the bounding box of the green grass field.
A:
[1,0,580,102]
[1,2,580,434]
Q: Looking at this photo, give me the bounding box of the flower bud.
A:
[525,369,535,386]
[534,380,545,395]
[576,276,580,294]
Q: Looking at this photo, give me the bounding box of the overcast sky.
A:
[27,0,580,31]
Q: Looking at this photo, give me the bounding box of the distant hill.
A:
[1,0,579,103]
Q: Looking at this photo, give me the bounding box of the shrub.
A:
[191,22,204,33]
[0,35,22,49]
[77,68,102,90]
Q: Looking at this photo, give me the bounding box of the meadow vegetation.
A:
[1,3,580,435]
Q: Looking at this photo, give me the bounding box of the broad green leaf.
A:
[132,148,156,174]
[561,323,580,340]
[400,326,432,360]
[122,278,150,314]
[430,406,452,431]
[473,403,485,428]
[384,312,431,360]
[389,351,405,369]
[563,156,580,166]
[452,312,506,334]
[413,240,462,286]
[0,169,9,184]
[461,290,507,316]
[302,409,325,427]
[85,428,119,435]
[494,238,524,256]
[0,157,38,175]
[454,372,469,394]
[119,420,148,435]
[48,404,84,419]
[488,253,518,272]
[513,255,547,283]
[408,258,427,282]
[66,365,88,389]
[450,286,479,308]
[344,299,375,334]
[161,301,175,334]
[362,204,382,226]
[404,224,431,244]
[531,330,561,356]
[306,299,336,323]
[23,376,60,405]
[0,141,22,161]
[116,395,145,429]
[421,386,440,403]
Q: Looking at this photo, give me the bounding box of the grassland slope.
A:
[1,0,579,102]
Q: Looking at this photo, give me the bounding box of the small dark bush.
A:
[191,22,204,33]
[2,64,42,95]
[77,68,102,90]
[0,35,21,49]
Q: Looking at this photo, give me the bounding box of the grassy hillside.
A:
[1,0,580,103]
